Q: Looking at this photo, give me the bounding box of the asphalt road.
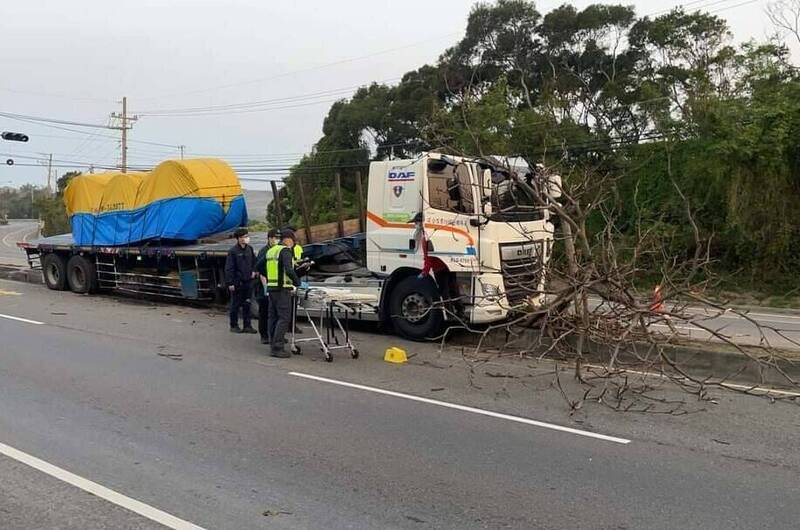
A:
[587,297,800,350]
[0,219,38,267]
[1,279,799,529]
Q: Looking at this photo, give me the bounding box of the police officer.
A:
[265,229,302,357]
[254,228,281,344]
[224,228,257,333]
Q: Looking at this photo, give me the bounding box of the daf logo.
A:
[516,248,532,257]
[388,170,415,181]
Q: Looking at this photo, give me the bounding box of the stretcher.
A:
[290,287,378,362]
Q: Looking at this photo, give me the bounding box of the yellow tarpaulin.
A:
[63,172,115,216]
[135,159,242,212]
[98,172,146,213]
[64,158,243,215]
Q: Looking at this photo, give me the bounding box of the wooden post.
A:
[334,171,345,237]
[354,170,366,232]
[296,174,313,243]
[269,180,283,228]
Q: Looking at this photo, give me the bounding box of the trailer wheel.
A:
[66,255,98,294]
[42,253,68,291]
[389,275,444,341]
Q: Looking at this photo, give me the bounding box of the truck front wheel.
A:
[389,275,444,341]
[66,255,98,294]
[42,253,68,291]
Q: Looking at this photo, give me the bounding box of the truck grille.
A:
[499,241,545,306]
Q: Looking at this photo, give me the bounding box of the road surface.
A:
[587,297,800,350]
[0,278,799,529]
[0,219,38,267]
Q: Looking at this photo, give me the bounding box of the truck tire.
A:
[66,255,98,294]
[42,253,68,291]
[389,275,445,341]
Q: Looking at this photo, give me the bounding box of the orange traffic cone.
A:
[649,284,664,313]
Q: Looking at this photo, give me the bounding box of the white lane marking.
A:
[584,364,800,397]
[0,313,44,325]
[1,223,35,248]
[650,323,699,333]
[742,311,800,321]
[289,372,631,445]
[0,440,205,529]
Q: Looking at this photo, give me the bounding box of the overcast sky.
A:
[0,0,790,189]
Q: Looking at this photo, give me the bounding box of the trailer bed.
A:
[20,232,272,258]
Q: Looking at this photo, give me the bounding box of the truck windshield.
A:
[489,175,545,222]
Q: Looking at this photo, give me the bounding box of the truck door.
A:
[366,160,423,274]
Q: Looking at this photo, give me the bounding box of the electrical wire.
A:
[0,114,181,148]
[136,32,461,102]
[0,111,114,130]
[135,78,402,116]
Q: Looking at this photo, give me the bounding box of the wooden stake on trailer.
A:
[334,171,345,237]
[296,174,313,243]
[269,180,283,228]
[354,169,366,232]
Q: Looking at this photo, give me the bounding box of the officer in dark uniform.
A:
[224,228,257,333]
[255,228,281,344]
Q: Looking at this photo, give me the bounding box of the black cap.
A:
[267,228,281,238]
[281,229,296,241]
[233,228,248,238]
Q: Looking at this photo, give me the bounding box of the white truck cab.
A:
[362,152,558,340]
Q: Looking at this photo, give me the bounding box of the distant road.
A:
[0,220,38,266]
[242,188,272,223]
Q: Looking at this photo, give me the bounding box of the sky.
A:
[0,0,791,190]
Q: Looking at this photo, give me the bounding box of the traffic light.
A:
[1,131,29,142]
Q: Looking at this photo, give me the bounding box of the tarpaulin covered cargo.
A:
[66,159,248,245]
[63,172,115,217]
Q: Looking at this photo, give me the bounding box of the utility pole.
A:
[110,96,138,173]
[179,145,185,160]
[46,153,53,195]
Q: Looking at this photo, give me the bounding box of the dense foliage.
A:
[270,1,800,290]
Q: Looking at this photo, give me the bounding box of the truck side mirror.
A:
[481,169,492,200]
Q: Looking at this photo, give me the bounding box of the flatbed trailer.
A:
[17,230,385,322]
[18,232,273,302]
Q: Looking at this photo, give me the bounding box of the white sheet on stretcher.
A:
[299,287,378,304]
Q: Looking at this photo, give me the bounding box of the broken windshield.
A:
[488,172,545,223]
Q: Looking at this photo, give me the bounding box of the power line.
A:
[707,0,761,14]
[136,32,461,102]
[0,114,181,148]
[0,111,114,129]
[135,79,401,116]
[136,96,344,118]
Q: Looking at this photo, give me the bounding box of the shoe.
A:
[261,337,270,344]
[270,350,291,358]
[242,327,258,334]
[230,326,242,333]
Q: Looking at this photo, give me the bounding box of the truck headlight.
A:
[481,283,501,297]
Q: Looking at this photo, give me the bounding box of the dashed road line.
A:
[0,440,205,529]
[289,371,631,445]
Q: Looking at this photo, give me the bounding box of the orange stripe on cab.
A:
[366,211,475,247]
